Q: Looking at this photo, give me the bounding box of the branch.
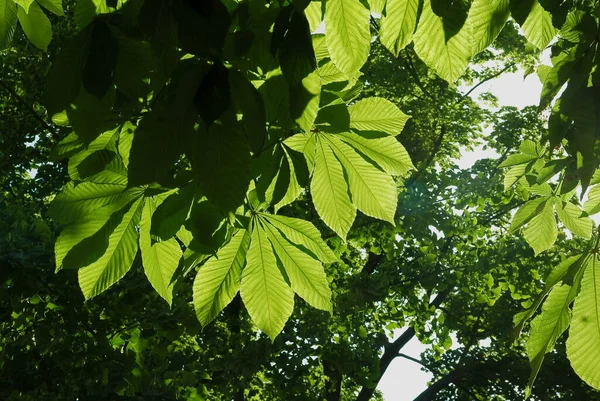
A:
[402,48,434,100]
[462,63,516,100]
[0,80,58,140]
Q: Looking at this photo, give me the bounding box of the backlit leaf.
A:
[193,229,250,326]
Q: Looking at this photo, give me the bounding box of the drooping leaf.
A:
[0,0,18,50]
[17,1,52,51]
[278,8,317,84]
[77,197,144,299]
[523,199,558,255]
[349,97,410,136]
[74,0,110,30]
[190,120,251,212]
[151,184,195,241]
[140,199,182,306]
[229,70,267,154]
[525,284,577,396]
[193,229,251,327]
[311,137,356,239]
[379,0,419,56]
[82,21,118,99]
[241,223,294,340]
[325,0,371,74]
[290,70,322,133]
[326,135,398,224]
[338,132,414,176]
[262,221,332,312]
[414,0,509,82]
[567,256,600,390]
[516,0,557,50]
[261,213,337,263]
[195,62,230,127]
[285,132,317,173]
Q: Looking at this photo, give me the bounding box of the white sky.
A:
[379,70,543,400]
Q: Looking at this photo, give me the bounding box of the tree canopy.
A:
[2,0,600,399]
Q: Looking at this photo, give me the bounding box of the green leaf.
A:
[567,257,600,390]
[68,127,127,185]
[514,254,583,336]
[0,0,18,49]
[525,284,576,396]
[285,132,317,173]
[510,197,548,233]
[326,135,398,224]
[338,132,414,176]
[305,1,322,32]
[262,221,332,312]
[78,197,144,299]
[523,199,557,255]
[518,0,557,50]
[369,0,386,14]
[584,185,600,216]
[414,0,509,82]
[140,199,182,306]
[379,0,419,56]
[275,148,304,211]
[49,182,141,225]
[74,0,110,30]
[230,71,267,154]
[349,97,410,136]
[17,1,52,51]
[241,223,294,340]
[261,213,337,263]
[555,201,593,239]
[193,229,251,327]
[311,137,356,239]
[325,0,371,73]
[151,184,195,241]
[35,0,63,15]
[290,70,321,133]
[498,153,538,168]
[191,121,251,212]
[14,0,33,13]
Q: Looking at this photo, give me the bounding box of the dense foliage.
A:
[3,0,600,399]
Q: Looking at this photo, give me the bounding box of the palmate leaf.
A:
[509,197,548,233]
[262,221,332,312]
[523,199,558,255]
[311,137,356,239]
[525,283,577,397]
[193,229,251,327]
[325,134,398,224]
[261,213,337,264]
[567,256,600,390]
[348,97,410,136]
[17,1,52,51]
[379,0,419,57]
[584,185,600,216]
[78,197,144,299]
[140,199,182,306]
[241,223,294,341]
[325,0,371,74]
[0,0,18,50]
[285,132,317,173]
